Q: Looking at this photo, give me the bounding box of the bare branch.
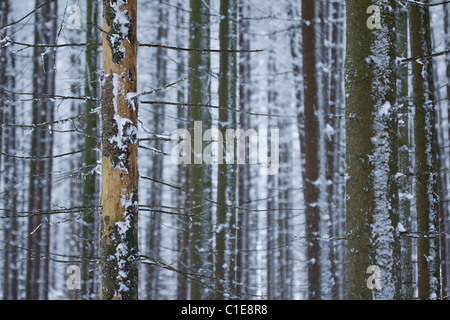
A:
[399,48,450,64]
[141,100,285,118]
[0,0,57,31]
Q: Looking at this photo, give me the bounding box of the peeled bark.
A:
[100,0,139,300]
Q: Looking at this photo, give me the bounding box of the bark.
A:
[396,3,414,300]
[68,18,84,301]
[0,0,6,192]
[345,0,399,300]
[410,0,441,300]
[26,0,58,300]
[329,0,346,300]
[215,0,238,300]
[100,0,139,300]
[175,0,189,300]
[1,0,19,300]
[82,0,100,300]
[187,0,213,300]
[277,109,293,299]
[236,0,252,299]
[288,1,308,299]
[147,0,168,300]
[320,0,338,299]
[266,32,278,300]
[301,0,322,300]
[442,2,450,299]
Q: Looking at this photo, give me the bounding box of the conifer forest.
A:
[1,0,450,301]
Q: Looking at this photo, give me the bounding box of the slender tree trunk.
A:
[301,0,322,300]
[82,0,100,300]
[68,25,83,301]
[26,0,57,300]
[410,0,441,300]
[215,0,238,300]
[0,0,6,193]
[442,2,450,299]
[396,3,414,300]
[100,0,139,300]
[2,96,18,300]
[147,0,168,300]
[1,0,19,300]
[0,0,8,297]
[287,1,308,298]
[236,0,252,299]
[329,0,346,299]
[278,120,293,299]
[187,0,213,300]
[175,0,189,300]
[345,0,399,300]
[266,32,279,300]
[320,0,338,300]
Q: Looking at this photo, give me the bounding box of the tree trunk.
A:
[345,0,399,300]
[266,31,279,300]
[26,0,57,300]
[396,3,414,300]
[215,0,238,300]
[301,0,322,300]
[442,1,450,299]
[329,0,346,299]
[175,0,189,300]
[1,0,19,300]
[67,14,84,301]
[100,0,139,300]
[82,0,100,300]
[187,0,214,300]
[147,0,168,300]
[320,0,338,300]
[410,0,441,300]
[236,0,252,299]
[287,1,307,298]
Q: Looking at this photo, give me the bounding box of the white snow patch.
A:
[324,123,335,140]
[379,101,391,116]
[397,222,406,233]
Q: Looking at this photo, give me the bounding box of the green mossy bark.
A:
[187,0,213,300]
[345,0,399,300]
[82,0,99,300]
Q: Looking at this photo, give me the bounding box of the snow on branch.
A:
[0,0,57,31]
[398,49,450,64]
[405,0,450,6]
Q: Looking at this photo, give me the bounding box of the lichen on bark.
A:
[101,73,137,171]
[100,0,138,300]
[100,187,139,300]
[103,0,133,64]
[101,74,119,160]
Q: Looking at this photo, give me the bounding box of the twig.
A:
[399,49,450,64]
